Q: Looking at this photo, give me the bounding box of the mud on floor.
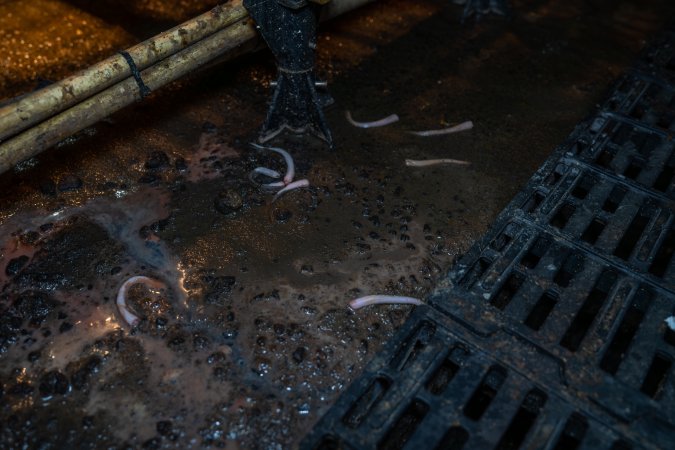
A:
[0,115,468,448]
[1,0,675,448]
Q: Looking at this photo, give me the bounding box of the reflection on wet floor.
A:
[2,0,675,448]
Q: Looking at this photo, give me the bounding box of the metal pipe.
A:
[0,20,257,175]
[0,1,249,143]
[0,0,376,175]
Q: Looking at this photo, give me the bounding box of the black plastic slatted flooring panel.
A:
[301,308,648,450]
[433,221,675,440]
[473,161,675,283]
[301,25,675,450]
[569,114,675,201]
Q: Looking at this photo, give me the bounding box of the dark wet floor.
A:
[1,0,675,448]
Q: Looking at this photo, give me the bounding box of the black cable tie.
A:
[119,51,151,99]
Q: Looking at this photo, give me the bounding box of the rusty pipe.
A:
[0,1,249,143]
[0,0,376,175]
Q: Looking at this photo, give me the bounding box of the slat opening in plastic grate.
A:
[623,158,645,180]
[612,206,652,260]
[571,174,597,200]
[602,186,627,213]
[581,218,607,245]
[648,225,675,277]
[490,272,526,310]
[425,345,468,396]
[433,426,469,450]
[377,399,429,450]
[550,201,577,230]
[545,164,568,186]
[494,389,547,450]
[609,440,633,450]
[463,365,507,421]
[652,155,674,192]
[553,251,585,288]
[552,413,589,450]
[313,435,352,450]
[520,235,552,269]
[596,148,616,169]
[459,257,493,289]
[640,352,672,398]
[389,321,436,372]
[656,111,675,130]
[664,322,675,347]
[600,286,652,375]
[342,376,391,429]
[522,190,546,213]
[560,270,618,352]
[667,55,675,72]
[491,223,519,252]
[524,291,559,331]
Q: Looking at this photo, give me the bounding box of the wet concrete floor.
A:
[1,0,675,448]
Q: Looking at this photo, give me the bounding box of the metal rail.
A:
[0,0,376,175]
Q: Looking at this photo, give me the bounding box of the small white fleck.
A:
[547,264,557,271]
[482,293,490,300]
[665,316,675,331]
[48,209,64,219]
